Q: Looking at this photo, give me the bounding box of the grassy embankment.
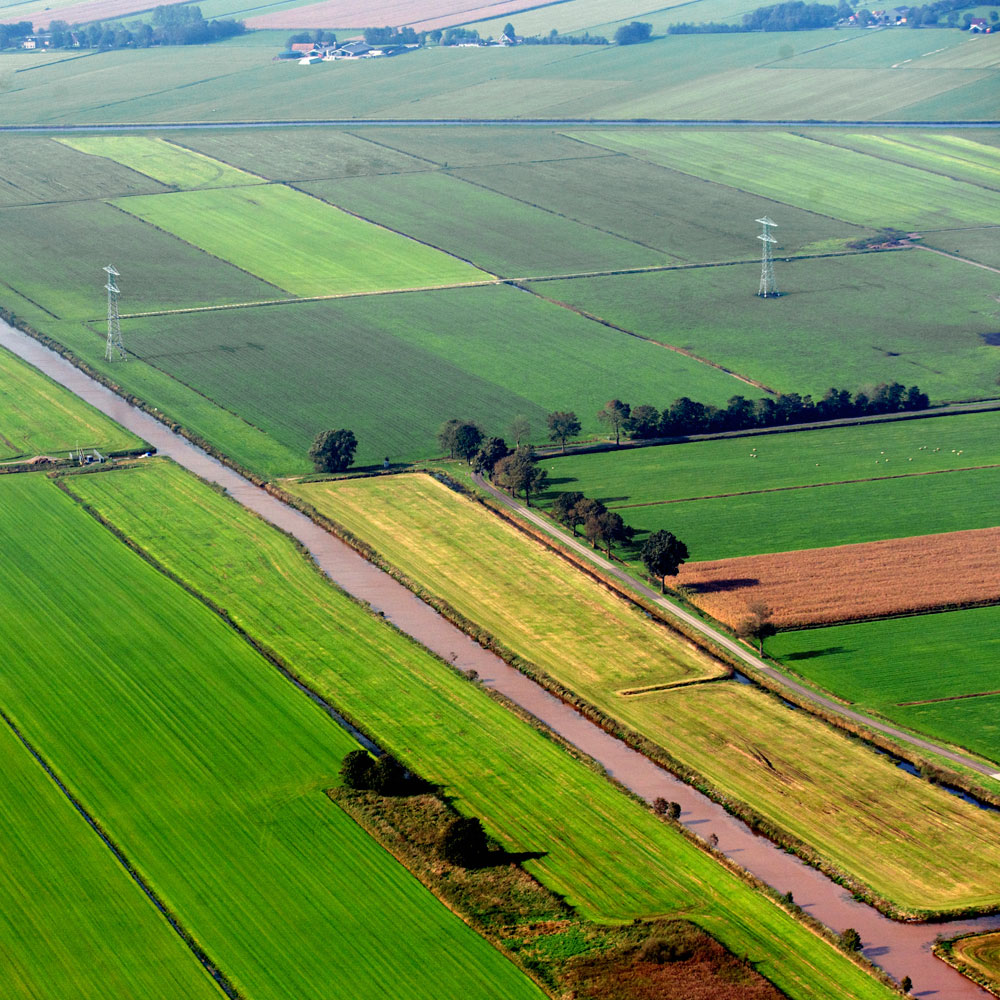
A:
[68,459,897,1000]
[0,344,142,461]
[0,720,220,1000]
[289,471,1000,915]
[941,932,1000,995]
[540,410,1000,560]
[0,473,544,1000]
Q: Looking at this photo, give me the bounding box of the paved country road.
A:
[472,470,1000,781]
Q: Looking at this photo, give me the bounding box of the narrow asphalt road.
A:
[472,471,1000,781]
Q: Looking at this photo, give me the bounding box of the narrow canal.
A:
[3,319,997,998]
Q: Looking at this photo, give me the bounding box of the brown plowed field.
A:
[5,0,153,28]
[675,526,1000,630]
[247,0,548,30]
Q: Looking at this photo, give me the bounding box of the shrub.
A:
[439,816,488,867]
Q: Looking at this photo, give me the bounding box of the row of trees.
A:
[40,5,244,50]
[0,22,32,48]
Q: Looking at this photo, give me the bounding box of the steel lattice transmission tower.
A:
[756,216,779,298]
[103,264,126,361]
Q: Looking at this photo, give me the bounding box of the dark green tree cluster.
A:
[492,446,549,505]
[309,428,357,472]
[442,26,481,44]
[670,0,836,31]
[340,749,411,795]
[522,29,608,44]
[550,491,635,555]
[595,382,928,441]
[286,29,336,46]
[438,816,489,867]
[472,436,510,474]
[614,20,653,43]
[362,25,423,45]
[438,419,484,462]
[0,22,33,47]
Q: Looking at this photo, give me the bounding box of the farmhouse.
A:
[968,17,991,30]
[21,34,52,49]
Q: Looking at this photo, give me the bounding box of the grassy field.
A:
[68,459,897,1000]
[530,251,1000,402]
[117,283,745,471]
[0,720,220,1000]
[0,345,142,460]
[0,32,994,123]
[113,184,487,296]
[921,226,1000,270]
[544,409,1000,505]
[569,129,1000,229]
[607,465,1000,560]
[1,472,543,1000]
[297,171,674,276]
[57,136,263,189]
[674,526,1000,628]
[950,932,1000,988]
[767,606,1000,764]
[289,471,1000,913]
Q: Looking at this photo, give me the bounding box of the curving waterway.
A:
[3,318,998,998]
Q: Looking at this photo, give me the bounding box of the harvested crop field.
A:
[676,526,1000,629]
[10,0,156,28]
[246,0,544,29]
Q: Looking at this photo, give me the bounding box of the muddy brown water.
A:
[3,320,998,998]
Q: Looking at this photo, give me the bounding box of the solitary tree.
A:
[597,399,631,446]
[439,816,489,868]
[736,601,776,654]
[900,975,912,994]
[546,410,581,452]
[309,428,357,473]
[340,749,375,789]
[493,447,549,506]
[453,422,484,463]
[640,530,689,591]
[509,414,531,448]
[840,928,862,952]
[370,754,406,795]
[438,418,463,457]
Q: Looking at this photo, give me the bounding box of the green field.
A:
[297,170,673,276]
[0,720,219,1000]
[290,471,1000,913]
[117,283,746,471]
[570,129,1000,229]
[58,135,263,189]
[0,32,995,123]
[607,464,1000,560]
[531,251,1000,402]
[114,183,487,296]
[545,409,1000,505]
[768,606,1000,764]
[1,472,543,1000]
[0,345,142,460]
[67,459,896,1000]
[921,226,1000,270]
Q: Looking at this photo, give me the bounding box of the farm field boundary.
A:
[674,525,1000,630]
[289,471,1000,917]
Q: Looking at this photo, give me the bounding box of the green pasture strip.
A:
[176,128,433,181]
[895,70,1000,121]
[0,200,278,320]
[297,472,725,696]
[298,170,671,276]
[0,135,168,208]
[290,472,1000,912]
[120,283,745,470]
[814,132,1000,191]
[0,344,141,460]
[0,721,219,1000]
[921,227,1000,270]
[544,409,1000,508]
[611,464,1000,560]
[0,473,542,1000]
[464,0,691,37]
[776,29,970,69]
[569,129,1000,229]
[768,606,1000,764]
[454,153,865,262]
[113,184,487,296]
[56,136,263,190]
[70,460,895,1000]
[530,251,1000,402]
[914,33,1000,69]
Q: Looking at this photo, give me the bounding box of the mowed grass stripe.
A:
[112,184,488,296]
[569,130,1000,229]
[768,606,1000,763]
[0,473,543,1000]
[0,344,142,460]
[56,136,264,190]
[292,472,1000,914]
[70,461,895,1000]
[0,721,219,1000]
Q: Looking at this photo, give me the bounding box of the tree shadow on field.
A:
[783,647,847,660]
[477,847,549,869]
[684,577,759,594]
